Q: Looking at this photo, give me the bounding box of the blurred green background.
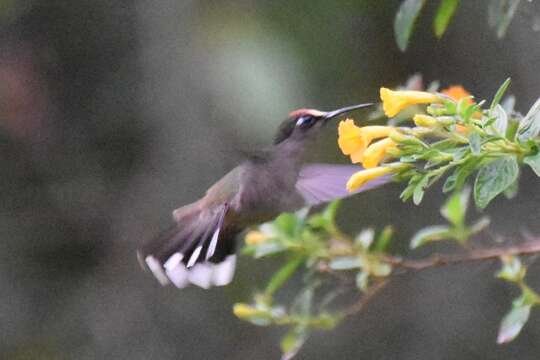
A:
[1,1,540,359]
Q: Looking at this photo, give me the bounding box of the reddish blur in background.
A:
[1,1,540,359]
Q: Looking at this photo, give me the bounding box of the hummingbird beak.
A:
[323,103,373,121]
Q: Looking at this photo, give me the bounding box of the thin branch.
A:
[384,239,540,271]
[343,279,389,316]
[338,239,540,316]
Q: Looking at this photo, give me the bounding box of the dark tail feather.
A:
[137,204,237,289]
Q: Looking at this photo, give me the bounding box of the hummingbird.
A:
[138,103,388,289]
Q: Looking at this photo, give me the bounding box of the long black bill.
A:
[323,103,373,121]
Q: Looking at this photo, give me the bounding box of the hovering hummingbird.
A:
[138,103,388,289]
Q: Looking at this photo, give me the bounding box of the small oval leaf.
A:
[517,97,540,142]
[410,225,451,249]
[474,156,519,209]
[394,0,428,51]
[433,0,460,38]
[497,304,531,344]
[524,152,540,177]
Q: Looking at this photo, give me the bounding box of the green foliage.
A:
[391,79,539,210]
[488,0,522,39]
[490,78,512,113]
[474,156,519,209]
[238,176,539,356]
[517,98,540,142]
[394,0,427,51]
[496,256,540,343]
[433,0,460,38]
[524,152,540,177]
[411,187,489,248]
[394,0,523,51]
[237,202,394,357]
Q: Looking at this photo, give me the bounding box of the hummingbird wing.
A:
[295,164,390,206]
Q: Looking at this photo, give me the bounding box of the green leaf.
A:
[474,156,519,209]
[329,256,361,270]
[441,187,470,227]
[274,213,300,237]
[443,157,478,193]
[394,0,427,51]
[410,225,451,249]
[355,228,375,250]
[373,226,394,252]
[501,95,516,114]
[503,178,519,199]
[281,326,308,360]
[433,0,460,38]
[470,216,491,234]
[356,271,370,291]
[400,175,420,201]
[254,242,287,258]
[519,287,540,306]
[265,257,304,295]
[497,304,531,344]
[488,0,521,39]
[322,200,340,223]
[489,104,509,135]
[497,255,525,283]
[468,132,481,155]
[291,286,314,316]
[524,152,540,177]
[413,174,429,205]
[490,78,511,112]
[518,98,540,142]
[442,173,458,193]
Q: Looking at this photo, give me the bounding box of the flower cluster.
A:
[338,79,540,209]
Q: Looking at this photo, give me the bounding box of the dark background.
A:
[1,1,540,359]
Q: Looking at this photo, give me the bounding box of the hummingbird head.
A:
[273,103,372,145]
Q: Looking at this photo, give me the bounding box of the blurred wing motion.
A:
[296,164,390,206]
[138,202,237,289]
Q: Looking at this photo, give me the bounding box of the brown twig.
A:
[384,239,540,271]
[343,279,389,316]
[341,238,540,316]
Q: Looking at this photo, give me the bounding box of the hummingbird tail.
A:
[137,203,238,289]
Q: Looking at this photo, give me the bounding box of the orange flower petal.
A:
[441,85,473,104]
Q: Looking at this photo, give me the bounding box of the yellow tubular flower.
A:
[380,87,441,117]
[413,114,438,128]
[233,303,260,319]
[338,119,364,163]
[244,230,269,245]
[346,166,394,192]
[338,119,394,164]
[362,138,397,168]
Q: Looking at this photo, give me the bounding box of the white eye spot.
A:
[296,116,314,127]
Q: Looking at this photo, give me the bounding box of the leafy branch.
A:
[394,0,524,51]
[235,191,540,358]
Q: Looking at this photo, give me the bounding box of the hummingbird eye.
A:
[295,116,315,128]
